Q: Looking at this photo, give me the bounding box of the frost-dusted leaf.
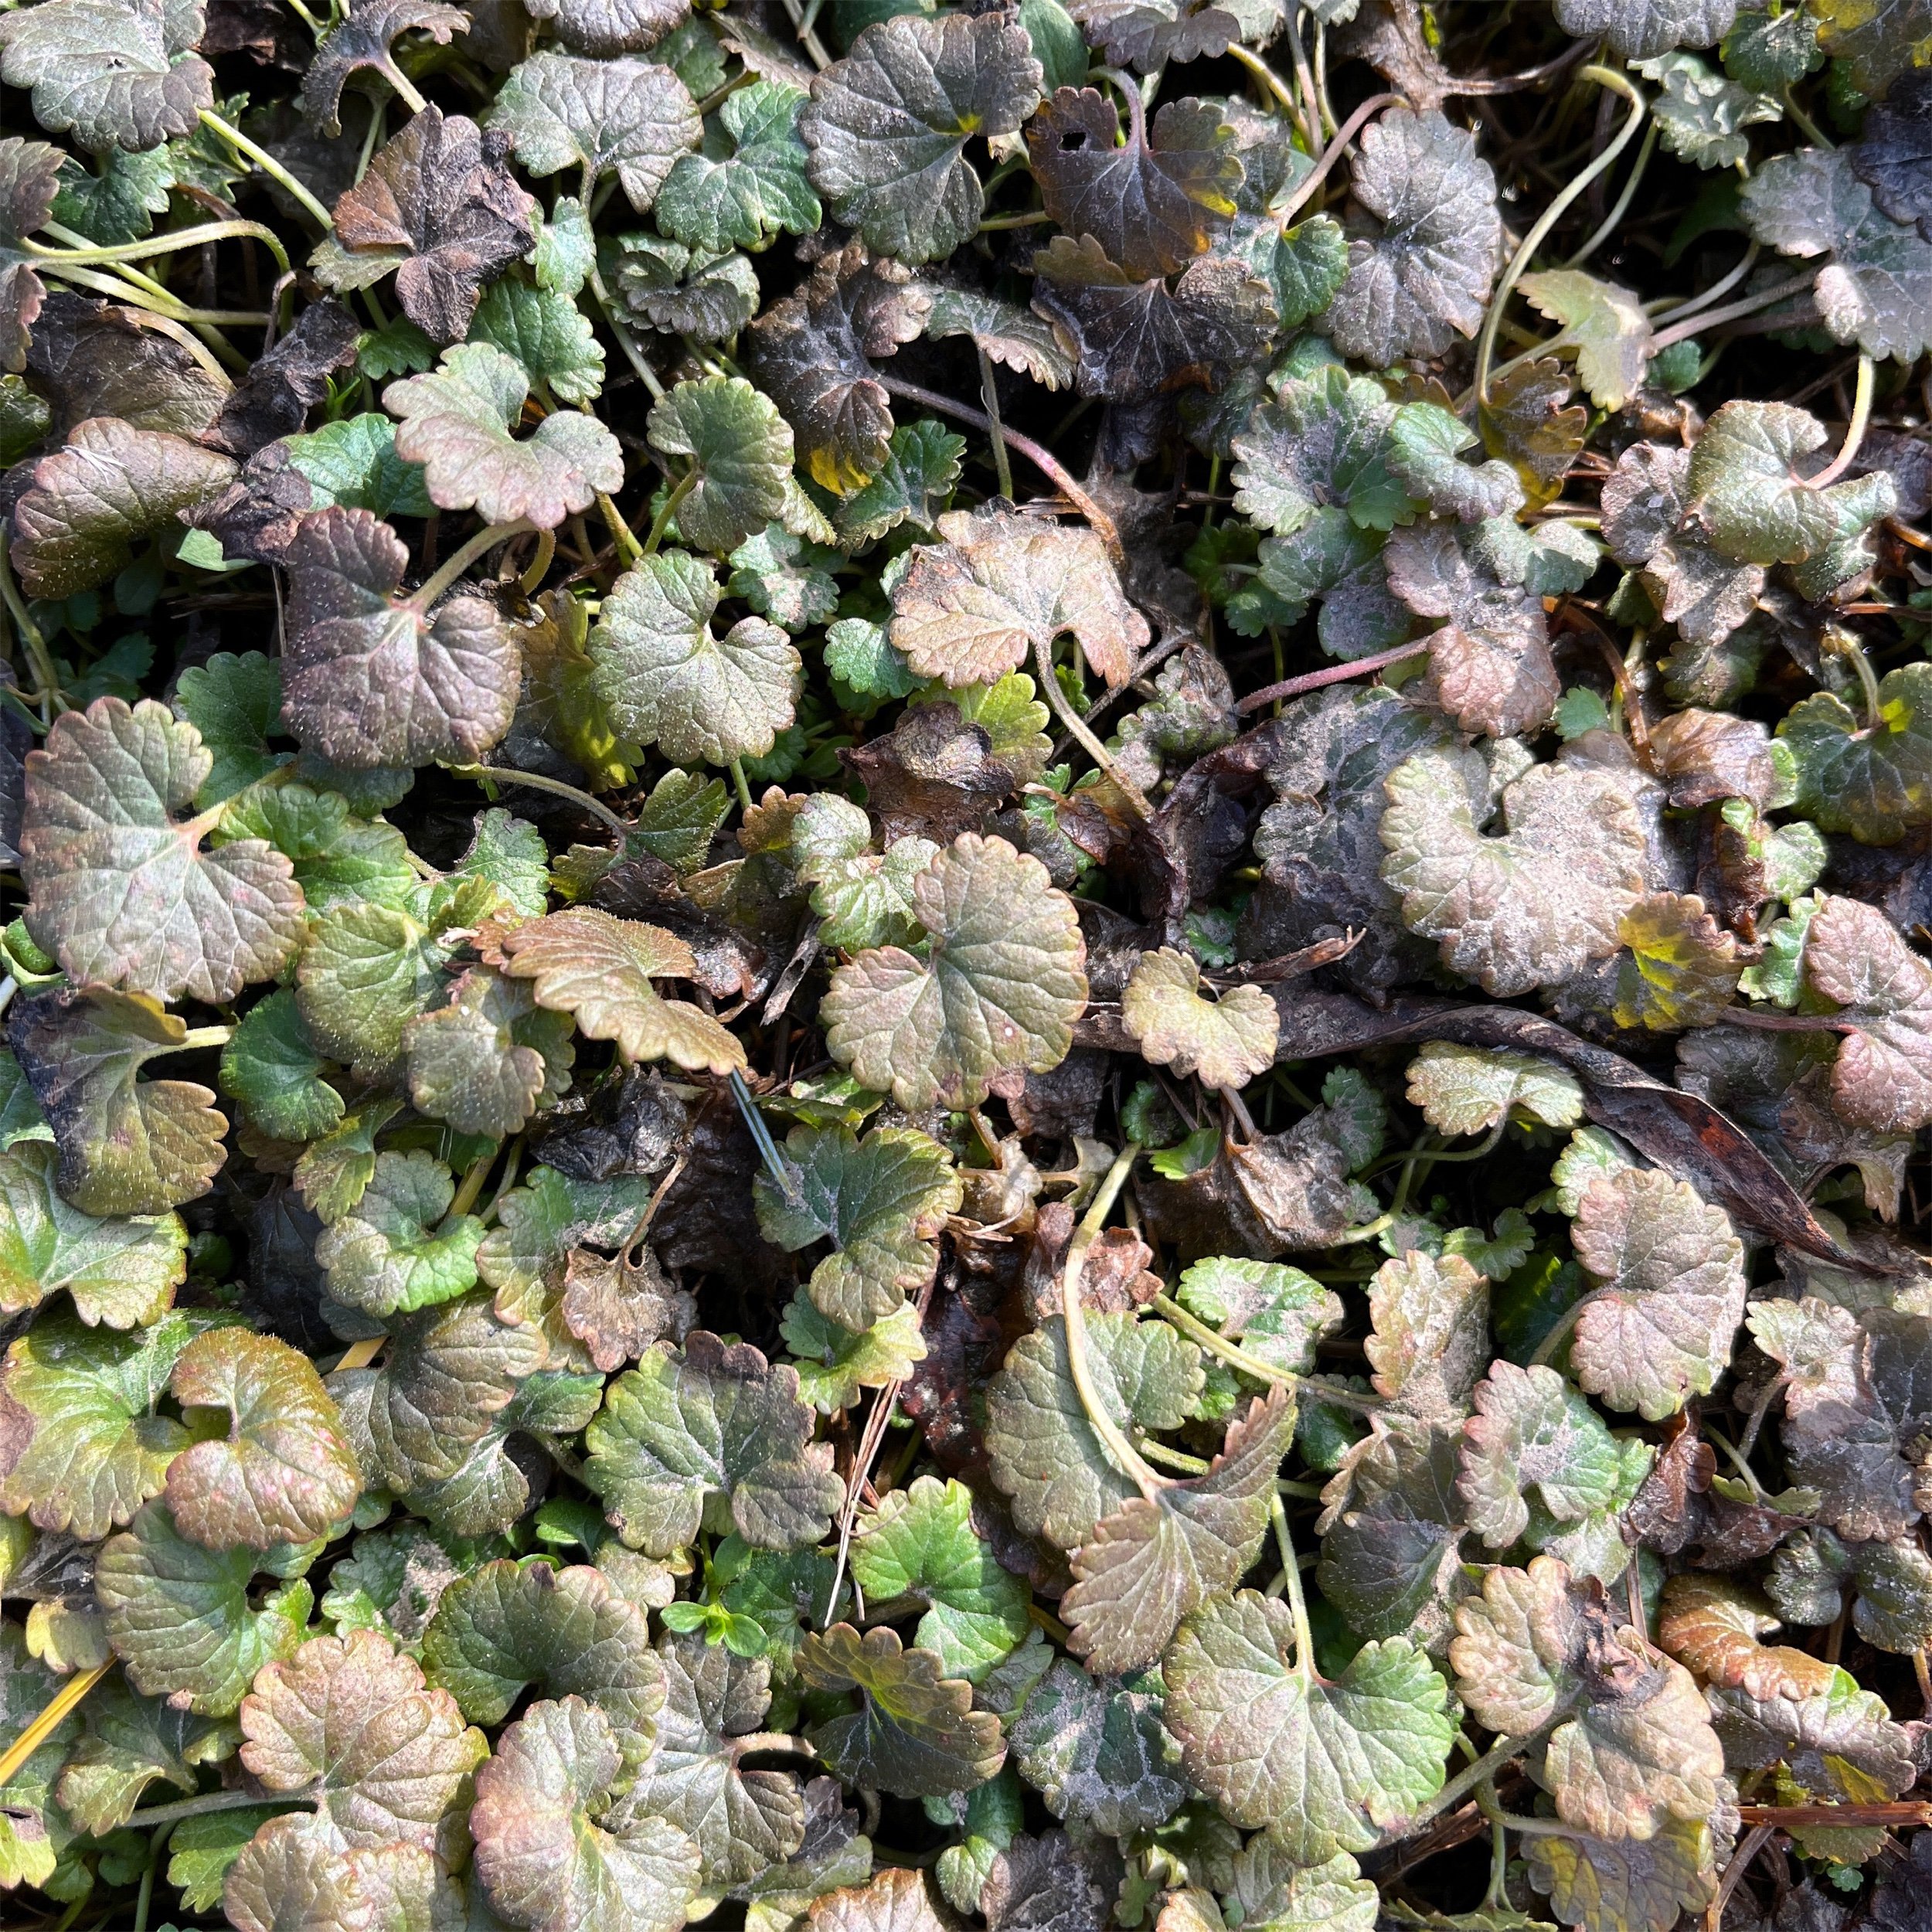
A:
[500,906,746,1073]
[1801,893,1932,1135]
[95,1499,311,1716]
[1523,1819,1718,1932]
[821,834,1087,1112]
[727,526,838,634]
[488,53,699,211]
[754,1123,961,1332]
[1568,1165,1747,1420]
[422,1558,665,1760]
[1601,443,1764,649]
[588,549,801,767]
[985,1309,1202,1549]
[0,0,213,152]
[1064,0,1245,72]
[891,505,1148,692]
[921,287,1074,390]
[808,1866,956,1932]
[300,0,470,135]
[7,985,228,1219]
[221,990,342,1145]
[1479,357,1589,504]
[798,1622,1007,1797]
[0,1308,202,1537]
[220,1812,370,1932]
[471,279,607,406]
[1458,1362,1624,1548]
[240,1628,485,1852]
[526,0,692,56]
[472,1696,702,1932]
[1321,107,1500,365]
[1062,1386,1294,1676]
[1855,69,1932,240]
[1742,146,1932,361]
[325,107,538,344]
[1364,1250,1488,1422]
[1026,89,1240,282]
[782,1294,923,1414]
[1709,1659,1917,1802]
[476,1165,660,1338]
[1163,1590,1453,1860]
[1245,509,1407,662]
[12,415,236,599]
[560,1243,695,1375]
[281,507,521,771]
[1779,660,1932,842]
[1121,947,1278,1090]
[852,1475,1032,1683]
[1379,747,1646,997]
[1007,1657,1184,1835]
[648,377,794,557]
[315,1150,486,1319]
[406,968,573,1140]
[1634,51,1780,169]
[801,14,1042,266]
[386,342,624,529]
[614,231,762,340]
[1602,891,1743,1030]
[1384,524,1558,739]
[746,241,929,490]
[624,1632,803,1883]
[1406,1042,1584,1138]
[1176,1256,1341,1398]
[1517,271,1654,411]
[1551,0,1736,59]
[658,79,819,252]
[1385,401,1524,522]
[165,1328,359,1549]
[1031,236,1274,403]
[585,1331,842,1556]
[834,422,967,549]
[20,696,303,1004]
[0,140,60,375]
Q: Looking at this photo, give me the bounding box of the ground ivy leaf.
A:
[1006,1656,1184,1835]
[0,1307,205,1537]
[1516,270,1655,412]
[1379,747,1647,997]
[488,52,699,212]
[525,0,693,58]
[165,1328,361,1550]
[283,412,435,520]
[754,1123,961,1332]
[298,0,468,134]
[648,376,795,557]
[386,341,624,529]
[851,1475,1031,1683]
[1449,1555,1612,1739]
[1779,659,1932,842]
[500,906,747,1074]
[1321,107,1500,366]
[406,966,574,1140]
[1163,1589,1454,1860]
[1406,1041,1584,1138]
[471,278,607,406]
[1315,1416,1464,1645]
[657,79,820,253]
[239,1628,485,1853]
[1636,49,1781,169]
[1121,946,1279,1090]
[94,1498,312,1716]
[220,989,344,1145]
[985,1309,1203,1549]
[219,1812,372,1932]
[1801,893,1932,1134]
[172,651,289,808]
[1222,1842,1379,1932]
[1385,400,1525,523]
[1551,0,1736,58]
[832,420,966,549]
[1709,1655,1919,1803]
[315,1149,485,1321]
[1026,88,1240,282]
[807,1866,956,1932]
[1458,1362,1625,1549]
[589,548,801,767]
[53,1672,229,1837]
[0,0,213,153]
[782,1294,924,1415]
[585,1331,843,1556]
[1175,1256,1342,1406]
[1063,1386,1295,1677]
[1364,1250,1488,1423]
[624,1631,804,1885]
[821,833,1087,1113]
[614,230,763,341]
[730,526,842,633]
[471,1696,702,1932]
[7,985,229,1218]
[294,898,451,1080]
[19,696,303,1002]
[1522,1818,1717,1932]
[800,14,1043,266]
[1853,68,1932,240]
[1567,1166,1747,1420]
[798,1622,1007,1797]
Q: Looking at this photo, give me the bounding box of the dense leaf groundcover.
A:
[3,1,1932,1930]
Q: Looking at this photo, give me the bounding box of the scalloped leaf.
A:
[489,51,699,211]
[0,0,213,153]
[315,1149,486,1320]
[1121,947,1279,1090]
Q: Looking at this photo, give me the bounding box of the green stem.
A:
[0,536,63,716]
[132,1832,159,1932]
[1651,240,1760,328]
[1059,1145,1165,1502]
[1808,352,1876,487]
[1151,1294,1383,1412]
[35,257,268,329]
[1383,1723,1556,1842]
[1270,1492,1320,1680]
[519,526,556,595]
[124,1786,308,1832]
[1527,1290,1598,1369]
[1564,122,1656,268]
[407,521,531,610]
[1783,87,1833,149]
[1272,92,1406,230]
[729,1732,818,1763]
[451,764,631,839]
[1647,269,1817,352]
[175,1025,236,1052]
[976,211,1054,229]
[444,1151,495,1224]
[381,60,430,116]
[199,110,335,232]
[1475,65,1646,403]
[1032,631,1154,821]
[1137,1435,1212,1475]
[643,473,696,556]
[1226,43,1301,118]
[590,270,667,400]
[977,345,1015,502]
[597,491,645,568]
[730,757,754,814]
[1831,632,1885,732]
[29,219,291,279]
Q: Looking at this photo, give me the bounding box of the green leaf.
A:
[0,0,213,153]
[657,80,820,253]
[585,1332,844,1556]
[476,1163,659,1338]
[1456,1362,1625,1549]
[1121,947,1280,1091]
[55,1672,231,1837]
[753,1123,961,1332]
[1006,1657,1185,1837]
[315,1150,487,1319]
[295,897,453,1080]
[406,967,575,1140]
[94,1499,312,1716]
[798,1622,1007,1797]
[730,526,842,633]
[648,377,796,557]
[821,833,1087,1113]
[1164,1590,1454,1860]
[168,1805,285,1915]
[283,413,435,519]
[1779,661,1932,843]
[1230,365,1413,539]
[1523,1818,1718,1932]
[216,781,417,917]
[172,652,290,807]
[832,420,966,549]
[799,14,1043,264]
[51,144,172,244]
[489,51,699,211]
[1363,1251,1488,1423]
[1386,401,1526,522]
[589,549,803,767]
[220,990,344,1144]
[1634,50,1781,169]
[1406,1041,1584,1138]
[781,1294,925,1415]
[471,277,607,405]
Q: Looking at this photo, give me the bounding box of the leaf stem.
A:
[1271,91,1406,230]
[0,535,63,717]
[642,474,696,557]
[1646,269,1817,352]
[408,521,532,610]
[1782,87,1833,150]
[381,60,430,117]
[1032,631,1155,823]
[450,764,631,839]
[1236,638,1431,714]
[1650,240,1760,329]
[729,1732,818,1763]
[519,527,556,595]
[35,257,269,331]
[1563,122,1657,270]
[1137,1434,1213,1475]
[730,757,754,814]
[1151,1293,1383,1411]
[175,1026,236,1053]
[1270,1492,1320,1681]
[1806,352,1876,488]
[976,345,1015,502]
[1383,1723,1555,1842]
[199,110,335,232]
[595,491,645,569]
[29,219,292,279]
[0,1661,113,1787]
[589,270,667,400]
[124,1786,311,1832]
[1828,630,1886,731]
[1475,65,1647,404]
[1225,43,1301,121]
[445,1150,495,1223]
